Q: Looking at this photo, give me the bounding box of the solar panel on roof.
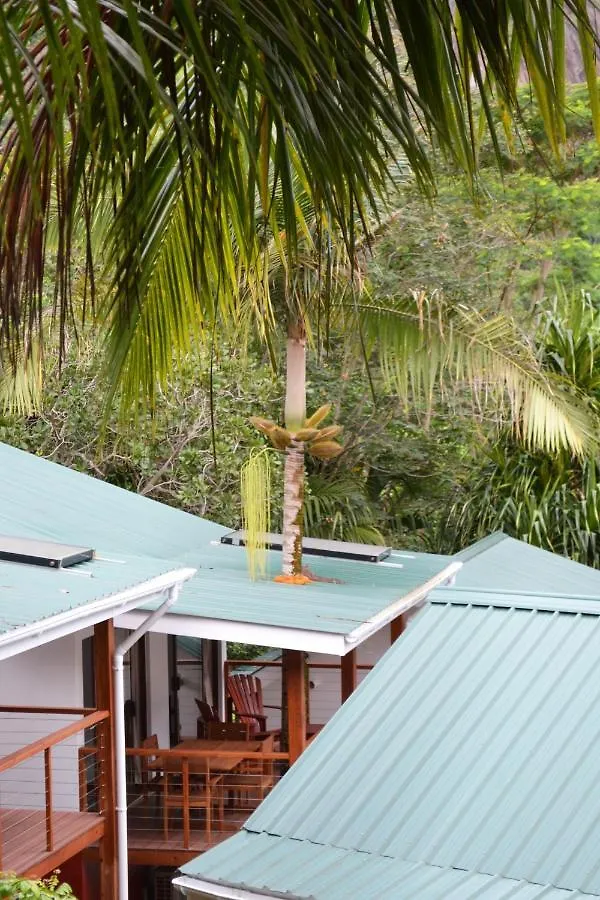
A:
[0,535,94,569]
[220,531,391,563]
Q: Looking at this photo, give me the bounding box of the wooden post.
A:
[45,747,53,851]
[391,614,406,643]
[341,650,357,703]
[94,620,118,900]
[283,650,306,764]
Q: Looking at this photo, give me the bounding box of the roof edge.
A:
[344,560,462,648]
[0,567,196,661]
[173,875,299,900]
[453,531,507,562]
[429,590,600,616]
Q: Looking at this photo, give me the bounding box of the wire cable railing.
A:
[0,707,109,873]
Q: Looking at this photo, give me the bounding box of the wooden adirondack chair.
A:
[226,674,280,739]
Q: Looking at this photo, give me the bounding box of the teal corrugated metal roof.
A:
[0,442,456,641]
[0,551,184,637]
[182,600,600,898]
[0,441,226,558]
[450,532,600,597]
[180,833,600,900]
[135,545,454,636]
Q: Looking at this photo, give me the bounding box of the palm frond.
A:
[0,345,42,416]
[0,0,597,371]
[356,291,596,455]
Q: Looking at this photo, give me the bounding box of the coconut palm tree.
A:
[0,1,598,578]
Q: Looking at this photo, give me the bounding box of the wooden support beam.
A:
[341,650,357,703]
[45,748,53,851]
[94,620,118,900]
[283,650,306,764]
[391,614,406,643]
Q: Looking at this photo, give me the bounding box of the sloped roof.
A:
[177,833,599,900]
[0,550,194,660]
[449,532,600,598]
[0,442,458,653]
[120,543,458,653]
[0,440,226,557]
[179,595,600,899]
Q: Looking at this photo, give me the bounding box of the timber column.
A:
[341,649,357,702]
[391,614,405,642]
[283,649,306,764]
[94,619,118,900]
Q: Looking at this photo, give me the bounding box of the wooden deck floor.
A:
[126,797,251,866]
[0,808,104,877]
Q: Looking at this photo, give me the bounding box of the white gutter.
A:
[0,568,196,663]
[117,561,464,657]
[343,560,463,648]
[114,577,192,900]
[173,874,276,899]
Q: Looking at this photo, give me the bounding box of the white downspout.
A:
[114,583,183,900]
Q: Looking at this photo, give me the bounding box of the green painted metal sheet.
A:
[184,601,600,898]
[0,442,455,638]
[450,532,600,597]
[0,551,183,637]
[180,833,599,900]
[0,441,226,559]
[136,544,454,635]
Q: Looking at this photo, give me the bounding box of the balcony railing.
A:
[0,706,109,877]
[125,744,289,855]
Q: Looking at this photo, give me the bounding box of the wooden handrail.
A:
[0,710,109,774]
[126,747,289,761]
[225,659,374,671]
[0,705,98,716]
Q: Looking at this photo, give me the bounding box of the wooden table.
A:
[149,738,263,775]
[148,739,264,844]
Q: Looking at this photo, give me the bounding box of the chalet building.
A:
[0,541,193,898]
[175,535,600,900]
[0,441,459,898]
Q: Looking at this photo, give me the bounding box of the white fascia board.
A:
[0,567,196,663]
[344,560,463,648]
[115,610,348,655]
[173,875,271,900]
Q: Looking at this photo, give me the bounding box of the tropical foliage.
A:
[442,291,600,565]
[0,873,76,899]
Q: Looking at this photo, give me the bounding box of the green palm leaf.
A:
[356,292,595,456]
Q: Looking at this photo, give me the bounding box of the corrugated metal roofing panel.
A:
[451,533,600,597]
[0,551,184,637]
[135,544,455,636]
[0,441,226,558]
[0,442,456,642]
[234,603,600,895]
[180,833,600,900]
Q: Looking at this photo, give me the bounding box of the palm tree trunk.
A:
[282,320,306,577]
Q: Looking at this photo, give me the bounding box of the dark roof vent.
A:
[0,535,94,569]
[221,531,391,563]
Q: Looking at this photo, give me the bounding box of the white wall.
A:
[177,648,203,740]
[0,632,85,811]
[147,632,170,747]
[255,626,393,732]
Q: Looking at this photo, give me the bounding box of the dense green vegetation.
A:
[0,873,76,898]
[1,86,599,561]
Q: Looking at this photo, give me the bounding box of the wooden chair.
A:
[206,721,250,741]
[224,734,276,810]
[195,698,220,738]
[163,762,223,842]
[226,674,280,739]
[140,735,164,806]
